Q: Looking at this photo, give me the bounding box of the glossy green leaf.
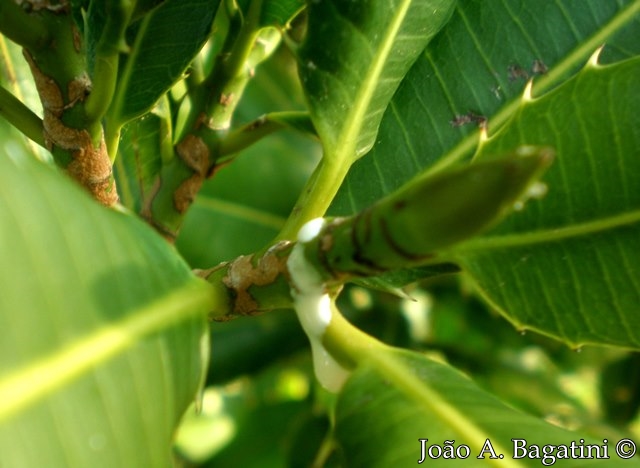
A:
[114,95,175,221]
[110,0,219,124]
[452,56,640,348]
[331,0,640,214]
[259,0,304,27]
[298,0,456,160]
[237,0,305,27]
[0,152,213,466]
[336,349,635,467]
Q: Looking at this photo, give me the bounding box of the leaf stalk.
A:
[0,85,45,147]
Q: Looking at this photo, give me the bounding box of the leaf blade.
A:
[110,0,219,124]
[454,56,640,348]
[336,349,636,467]
[299,0,456,160]
[331,0,640,215]
[0,151,213,466]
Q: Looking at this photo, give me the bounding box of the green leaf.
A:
[299,0,456,160]
[453,57,640,348]
[0,152,213,466]
[114,96,174,215]
[600,353,640,426]
[336,349,635,467]
[259,0,304,27]
[331,0,640,214]
[110,0,219,124]
[237,0,305,27]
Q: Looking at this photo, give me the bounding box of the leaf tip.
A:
[522,79,534,101]
[587,45,605,68]
[479,125,489,143]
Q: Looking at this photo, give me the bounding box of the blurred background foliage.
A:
[154,45,640,467]
[2,3,640,466]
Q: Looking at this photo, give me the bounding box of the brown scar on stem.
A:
[219,241,292,317]
[174,134,211,213]
[21,0,71,13]
[72,23,82,52]
[219,93,234,106]
[67,72,91,107]
[24,50,118,206]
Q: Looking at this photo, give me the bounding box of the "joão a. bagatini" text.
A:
[417,438,637,465]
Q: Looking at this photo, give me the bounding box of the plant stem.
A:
[136,1,286,237]
[275,158,351,241]
[322,307,386,370]
[200,0,277,131]
[216,111,313,159]
[20,7,118,206]
[0,85,45,147]
[322,307,524,468]
[219,0,264,82]
[85,0,135,128]
[0,0,50,50]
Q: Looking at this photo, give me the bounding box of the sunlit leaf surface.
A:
[0,152,211,466]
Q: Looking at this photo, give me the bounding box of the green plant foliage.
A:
[115,97,173,214]
[175,54,320,266]
[299,0,456,160]
[335,349,637,467]
[110,0,219,124]
[456,57,640,348]
[237,0,305,27]
[0,152,213,467]
[1,0,640,465]
[331,0,640,213]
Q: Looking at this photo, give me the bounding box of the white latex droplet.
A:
[287,218,351,392]
[297,217,325,243]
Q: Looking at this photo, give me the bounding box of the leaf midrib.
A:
[368,352,526,468]
[329,0,412,162]
[453,208,640,254]
[424,0,640,176]
[0,282,212,423]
